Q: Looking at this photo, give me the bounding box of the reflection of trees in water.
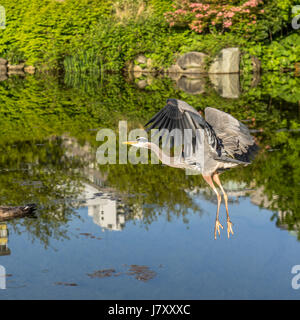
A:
[0,137,86,248]
[0,73,298,242]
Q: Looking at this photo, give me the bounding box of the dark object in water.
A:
[126,265,157,282]
[54,282,78,287]
[87,269,117,279]
[0,204,37,221]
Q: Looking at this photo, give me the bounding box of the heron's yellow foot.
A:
[214,220,223,240]
[227,219,234,239]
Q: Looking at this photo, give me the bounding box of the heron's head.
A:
[123,137,150,149]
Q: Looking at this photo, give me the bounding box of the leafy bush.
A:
[165,0,264,34]
[68,14,189,71]
[165,0,299,41]
[0,0,298,73]
[0,0,112,68]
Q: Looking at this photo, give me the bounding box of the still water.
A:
[0,72,299,299]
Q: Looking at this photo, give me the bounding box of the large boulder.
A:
[209,48,240,74]
[177,52,207,73]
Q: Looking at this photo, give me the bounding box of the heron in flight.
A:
[124,99,257,239]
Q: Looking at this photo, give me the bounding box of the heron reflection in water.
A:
[124,99,257,239]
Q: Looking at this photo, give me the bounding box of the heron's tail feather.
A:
[233,143,259,163]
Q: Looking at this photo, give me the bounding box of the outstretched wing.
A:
[145,99,221,154]
[205,107,257,162]
[145,99,202,134]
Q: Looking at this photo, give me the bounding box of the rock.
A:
[167,64,183,74]
[182,68,208,78]
[250,72,261,88]
[0,58,7,65]
[133,65,143,78]
[125,60,134,72]
[296,63,300,76]
[176,76,205,95]
[133,65,142,73]
[136,54,147,64]
[146,75,155,85]
[24,65,36,74]
[167,64,183,81]
[177,52,208,72]
[146,58,153,69]
[251,56,261,73]
[0,65,7,73]
[209,48,240,74]
[137,79,148,89]
[8,70,25,77]
[209,73,240,98]
[0,74,7,81]
[8,63,25,71]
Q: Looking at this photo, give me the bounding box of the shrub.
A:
[165,0,265,34]
[165,0,298,41]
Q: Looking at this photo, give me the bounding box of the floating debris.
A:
[87,265,157,282]
[87,269,117,279]
[126,265,157,282]
[54,282,78,287]
[79,232,102,240]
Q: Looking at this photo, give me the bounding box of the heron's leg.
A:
[202,175,223,239]
[213,173,234,239]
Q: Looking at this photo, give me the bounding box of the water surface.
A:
[0,72,299,299]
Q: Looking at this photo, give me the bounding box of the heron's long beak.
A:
[122,141,138,145]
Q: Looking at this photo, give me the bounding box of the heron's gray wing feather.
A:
[205,107,257,162]
[145,99,200,131]
[145,99,203,147]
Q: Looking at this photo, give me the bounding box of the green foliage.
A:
[0,0,298,73]
[0,0,112,68]
[149,0,173,16]
[260,33,300,71]
[67,14,189,72]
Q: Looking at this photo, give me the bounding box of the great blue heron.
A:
[124,99,257,239]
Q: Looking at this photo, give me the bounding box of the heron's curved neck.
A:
[149,143,182,168]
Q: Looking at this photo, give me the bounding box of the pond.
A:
[0,71,299,299]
